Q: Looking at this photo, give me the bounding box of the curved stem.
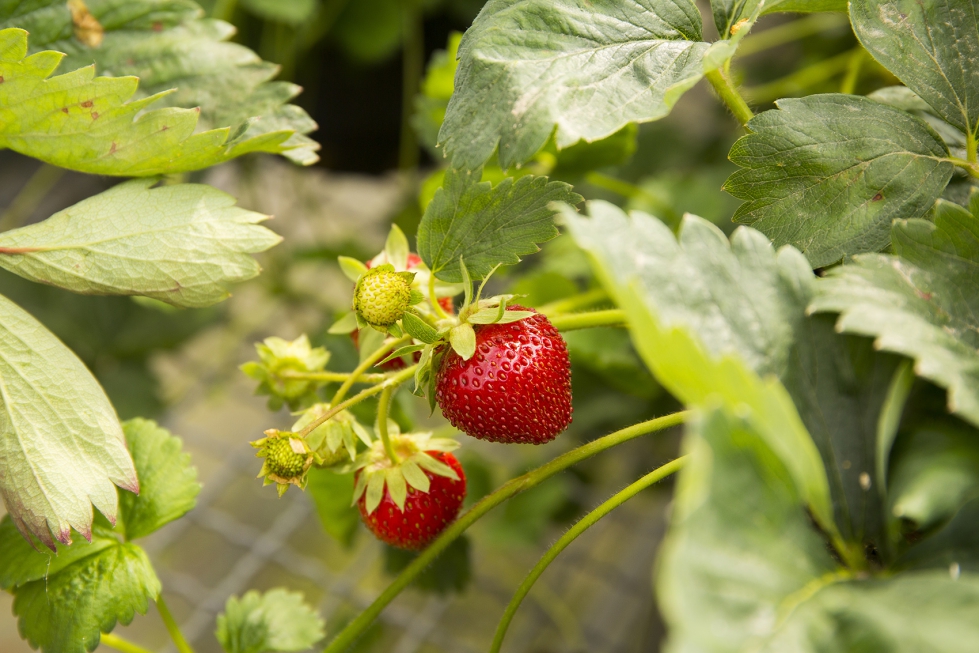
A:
[376,386,400,464]
[429,273,450,320]
[331,335,410,405]
[278,370,390,384]
[99,633,156,653]
[948,156,979,179]
[157,595,195,653]
[298,365,418,438]
[538,289,609,317]
[321,411,689,653]
[705,68,754,127]
[490,456,687,653]
[550,309,626,332]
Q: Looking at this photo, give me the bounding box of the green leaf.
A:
[412,31,461,158]
[0,179,280,307]
[869,86,968,156]
[0,27,313,176]
[660,406,979,653]
[240,0,317,25]
[810,194,979,429]
[0,292,137,550]
[1,1,319,166]
[12,537,161,653]
[0,516,115,589]
[215,588,325,653]
[851,0,979,137]
[118,418,200,541]
[307,468,359,547]
[416,166,580,282]
[438,0,710,169]
[710,0,847,40]
[725,94,954,268]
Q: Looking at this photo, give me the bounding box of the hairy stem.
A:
[157,596,195,653]
[0,164,65,233]
[948,157,979,179]
[538,289,609,317]
[705,68,754,126]
[299,365,418,438]
[969,129,978,165]
[331,335,411,405]
[377,386,400,464]
[99,633,156,653]
[550,309,626,332]
[490,456,687,653]
[278,370,390,384]
[322,411,689,653]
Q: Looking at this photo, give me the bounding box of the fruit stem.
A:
[705,67,754,127]
[549,309,626,332]
[99,633,156,653]
[297,365,419,439]
[537,288,609,316]
[377,386,400,464]
[321,411,689,653]
[277,370,390,384]
[156,595,195,653]
[429,272,450,320]
[331,335,411,405]
[489,456,687,653]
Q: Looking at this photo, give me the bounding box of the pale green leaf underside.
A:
[439,0,709,170]
[0,27,306,175]
[811,195,979,429]
[725,94,953,268]
[13,539,160,653]
[119,418,200,541]
[416,166,580,282]
[851,0,979,136]
[216,588,326,653]
[0,179,281,307]
[0,0,319,166]
[563,201,834,531]
[0,292,136,549]
[660,406,979,653]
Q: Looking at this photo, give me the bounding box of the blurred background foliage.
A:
[0,1,905,650]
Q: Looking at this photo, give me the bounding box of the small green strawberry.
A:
[240,335,330,410]
[252,429,314,496]
[353,265,416,329]
[294,403,372,467]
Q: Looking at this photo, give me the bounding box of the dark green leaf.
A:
[725,94,953,267]
[215,588,325,653]
[870,86,968,156]
[119,419,200,541]
[810,193,979,429]
[439,0,709,169]
[416,166,580,282]
[851,0,979,137]
[306,468,359,547]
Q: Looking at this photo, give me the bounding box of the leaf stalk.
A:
[549,309,626,332]
[99,633,156,653]
[331,335,411,405]
[705,68,754,127]
[376,386,400,464]
[156,595,196,653]
[298,365,418,438]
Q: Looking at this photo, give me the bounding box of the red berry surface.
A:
[435,306,572,444]
[357,452,466,550]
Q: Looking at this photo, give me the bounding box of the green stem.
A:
[489,456,687,653]
[948,156,979,179]
[736,13,848,58]
[549,309,626,332]
[278,370,390,384]
[429,273,450,320]
[398,0,424,173]
[321,411,689,653]
[968,129,978,165]
[157,595,195,653]
[743,48,855,105]
[0,164,65,233]
[538,289,609,316]
[211,0,237,21]
[100,633,156,653]
[839,48,868,95]
[377,386,400,464]
[299,365,418,438]
[332,335,411,405]
[705,68,754,126]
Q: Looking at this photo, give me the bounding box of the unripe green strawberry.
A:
[265,437,308,478]
[353,266,415,327]
[252,430,314,496]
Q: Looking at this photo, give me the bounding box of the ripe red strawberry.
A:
[357,451,466,550]
[435,306,572,444]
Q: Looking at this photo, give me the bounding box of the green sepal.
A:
[327,311,360,334]
[294,403,371,464]
[409,289,425,306]
[365,470,386,514]
[384,224,411,271]
[338,256,368,282]
[413,344,435,395]
[379,344,427,367]
[402,311,441,344]
[355,313,370,330]
[449,323,476,360]
[400,460,430,493]
[386,468,408,510]
[459,256,474,308]
[385,322,404,338]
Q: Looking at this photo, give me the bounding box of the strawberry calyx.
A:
[240,334,330,410]
[251,429,315,496]
[351,430,460,515]
[292,402,372,467]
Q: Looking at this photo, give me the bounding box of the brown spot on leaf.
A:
[872,193,883,201]
[109,142,117,154]
[0,75,5,83]
[91,111,99,120]
[152,20,163,32]
[81,100,93,108]
[61,107,68,113]
[161,125,169,131]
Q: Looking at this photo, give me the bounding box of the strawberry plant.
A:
[5,0,979,652]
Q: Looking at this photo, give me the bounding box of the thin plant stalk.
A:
[0,164,65,233]
[538,289,610,316]
[156,595,195,653]
[321,411,689,653]
[705,68,754,126]
[549,309,626,332]
[99,633,156,653]
[331,335,411,405]
[376,386,400,464]
[489,456,687,653]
